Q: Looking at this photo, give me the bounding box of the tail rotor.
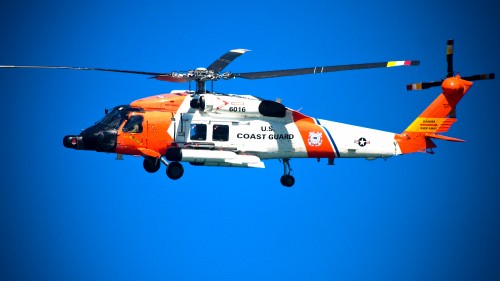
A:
[406,39,495,91]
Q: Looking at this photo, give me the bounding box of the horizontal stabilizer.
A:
[425,133,466,142]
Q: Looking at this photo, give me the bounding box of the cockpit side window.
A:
[190,124,207,141]
[122,115,144,133]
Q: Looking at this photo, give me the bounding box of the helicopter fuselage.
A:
[64,90,402,171]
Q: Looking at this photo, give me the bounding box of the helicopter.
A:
[0,40,494,187]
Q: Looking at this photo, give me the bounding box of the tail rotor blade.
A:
[406,81,442,91]
[461,73,495,81]
[446,39,454,78]
[448,107,457,118]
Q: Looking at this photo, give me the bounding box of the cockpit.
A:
[98,105,144,129]
[63,105,144,152]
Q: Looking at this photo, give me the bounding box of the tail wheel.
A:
[143,158,161,173]
[166,162,184,180]
[280,175,295,187]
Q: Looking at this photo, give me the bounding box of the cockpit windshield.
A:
[98,105,143,130]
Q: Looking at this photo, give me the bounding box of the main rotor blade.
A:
[207,49,250,73]
[0,65,164,76]
[231,60,420,80]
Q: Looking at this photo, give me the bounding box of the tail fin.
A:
[396,75,472,154]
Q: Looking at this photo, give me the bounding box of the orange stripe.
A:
[292,111,335,158]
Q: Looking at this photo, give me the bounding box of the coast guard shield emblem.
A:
[308,132,322,146]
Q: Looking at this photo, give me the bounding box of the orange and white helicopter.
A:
[1,40,494,186]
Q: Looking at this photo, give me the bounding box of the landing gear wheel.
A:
[280,158,295,187]
[143,158,161,173]
[166,162,184,180]
[280,175,295,187]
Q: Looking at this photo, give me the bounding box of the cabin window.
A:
[122,115,143,133]
[190,124,207,140]
[213,124,229,141]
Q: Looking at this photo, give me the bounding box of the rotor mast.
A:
[194,48,250,94]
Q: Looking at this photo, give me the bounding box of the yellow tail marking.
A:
[405,117,457,133]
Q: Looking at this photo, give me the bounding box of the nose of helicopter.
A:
[63,135,83,150]
[63,125,118,152]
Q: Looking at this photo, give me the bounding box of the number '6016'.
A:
[228,106,246,112]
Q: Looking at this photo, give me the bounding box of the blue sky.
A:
[1,1,499,280]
